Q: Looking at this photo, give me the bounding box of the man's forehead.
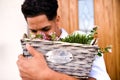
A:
[27,15,50,24]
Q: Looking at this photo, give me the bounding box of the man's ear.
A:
[56,15,60,21]
[55,15,60,26]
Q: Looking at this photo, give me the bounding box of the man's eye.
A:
[31,30,37,33]
[41,27,50,32]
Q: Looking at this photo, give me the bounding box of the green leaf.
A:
[36,34,43,39]
[97,51,102,56]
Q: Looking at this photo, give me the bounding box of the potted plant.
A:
[21,26,111,79]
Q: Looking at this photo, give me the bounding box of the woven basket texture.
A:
[21,39,98,79]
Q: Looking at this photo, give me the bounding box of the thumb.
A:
[26,44,39,56]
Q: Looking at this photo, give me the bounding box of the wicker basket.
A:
[21,39,98,79]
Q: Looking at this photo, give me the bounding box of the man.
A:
[17,0,111,80]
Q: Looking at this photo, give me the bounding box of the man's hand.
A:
[17,44,51,80]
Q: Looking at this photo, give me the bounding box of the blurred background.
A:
[0,0,26,80]
[57,0,120,80]
[0,0,120,80]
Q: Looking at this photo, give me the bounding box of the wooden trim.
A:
[94,0,120,80]
[69,0,79,33]
[58,0,79,34]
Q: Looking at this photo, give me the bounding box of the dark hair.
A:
[21,0,58,20]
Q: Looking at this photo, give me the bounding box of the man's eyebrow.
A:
[40,26,51,30]
[29,25,51,32]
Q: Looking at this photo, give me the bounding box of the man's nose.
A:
[36,30,42,35]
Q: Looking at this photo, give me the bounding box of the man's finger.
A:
[26,44,39,56]
[18,54,24,59]
[19,70,30,80]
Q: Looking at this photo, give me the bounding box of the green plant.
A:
[98,45,112,56]
[60,27,98,44]
[25,26,112,56]
[60,34,91,44]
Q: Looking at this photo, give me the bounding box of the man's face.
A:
[27,14,61,40]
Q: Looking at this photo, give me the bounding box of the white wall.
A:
[0,0,27,80]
